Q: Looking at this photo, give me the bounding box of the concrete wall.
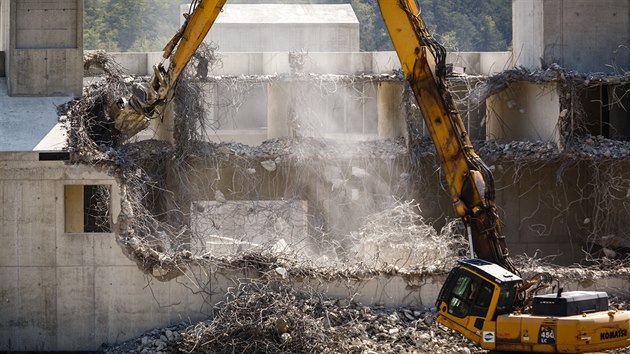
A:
[513,0,630,72]
[543,0,630,73]
[6,0,83,96]
[2,156,630,350]
[512,0,544,70]
[100,51,510,146]
[0,153,222,351]
[486,81,561,144]
[185,4,360,53]
[0,153,443,351]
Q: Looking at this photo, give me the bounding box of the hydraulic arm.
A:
[377,0,518,276]
[110,0,227,137]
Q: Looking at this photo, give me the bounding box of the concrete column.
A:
[512,0,544,70]
[486,81,560,144]
[7,0,83,96]
[376,81,405,138]
[267,80,291,139]
[151,104,175,144]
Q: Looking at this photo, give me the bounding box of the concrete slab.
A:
[0,78,71,151]
[33,122,67,151]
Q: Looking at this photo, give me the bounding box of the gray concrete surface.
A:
[0,78,70,151]
[5,0,83,96]
[0,154,445,351]
[486,81,561,143]
[513,0,630,73]
[103,51,513,77]
[1,154,630,351]
[183,4,359,52]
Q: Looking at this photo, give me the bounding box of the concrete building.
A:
[2,0,630,351]
[489,0,630,144]
[513,0,630,73]
[186,4,360,52]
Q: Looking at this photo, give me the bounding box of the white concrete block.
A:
[446,52,480,75]
[191,4,359,53]
[262,52,290,75]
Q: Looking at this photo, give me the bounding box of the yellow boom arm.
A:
[110,0,227,136]
[377,0,517,275]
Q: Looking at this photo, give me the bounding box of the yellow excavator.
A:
[110,0,630,352]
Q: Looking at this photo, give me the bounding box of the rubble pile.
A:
[476,136,630,162]
[104,284,482,354]
[184,136,408,161]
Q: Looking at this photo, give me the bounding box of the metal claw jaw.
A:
[110,97,151,138]
[109,64,171,139]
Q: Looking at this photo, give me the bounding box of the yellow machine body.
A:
[436,260,630,353]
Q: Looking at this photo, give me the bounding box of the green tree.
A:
[84,0,512,53]
[84,0,183,52]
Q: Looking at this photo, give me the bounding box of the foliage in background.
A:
[84,0,511,52]
[84,0,183,52]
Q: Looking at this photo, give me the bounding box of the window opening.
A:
[64,184,111,233]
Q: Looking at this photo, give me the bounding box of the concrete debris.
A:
[261,159,277,171]
[104,284,483,354]
[475,135,630,162]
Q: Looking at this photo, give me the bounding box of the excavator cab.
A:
[436,259,521,349]
[437,260,630,353]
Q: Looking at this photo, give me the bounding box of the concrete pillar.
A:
[376,81,406,138]
[267,80,291,139]
[7,0,83,96]
[486,81,560,144]
[150,104,175,144]
[512,0,544,70]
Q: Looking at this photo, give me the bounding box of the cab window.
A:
[495,284,517,317]
[447,274,474,318]
[446,272,495,319]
